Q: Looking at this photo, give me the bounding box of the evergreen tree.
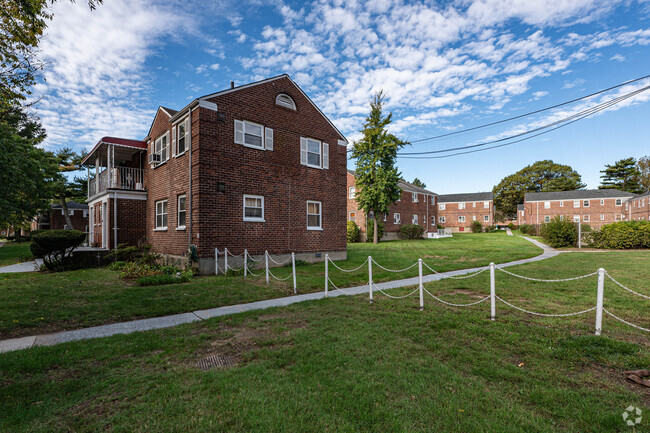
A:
[350,91,407,244]
[411,178,426,189]
[599,157,643,194]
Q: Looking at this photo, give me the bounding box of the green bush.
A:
[539,216,577,248]
[519,224,538,236]
[483,225,497,233]
[508,223,516,230]
[30,229,86,270]
[471,220,483,233]
[587,221,650,249]
[400,224,424,239]
[366,219,384,242]
[347,221,360,243]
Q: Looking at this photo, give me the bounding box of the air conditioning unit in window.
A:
[148,153,161,165]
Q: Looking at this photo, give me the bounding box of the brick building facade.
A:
[82,75,348,273]
[521,189,637,228]
[33,201,89,232]
[346,170,437,240]
[437,192,494,232]
[627,191,650,221]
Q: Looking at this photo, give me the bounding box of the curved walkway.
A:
[0,237,557,354]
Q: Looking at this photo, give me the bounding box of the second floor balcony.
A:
[89,166,145,197]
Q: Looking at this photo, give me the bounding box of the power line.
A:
[398,84,650,157]
[397,85,650,160]
[406,74,650,144]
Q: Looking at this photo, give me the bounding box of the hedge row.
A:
[587,221,650,249]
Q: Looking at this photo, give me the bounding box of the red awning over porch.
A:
[81,137,147,166]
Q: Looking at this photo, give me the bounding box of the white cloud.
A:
[610,53,625,62]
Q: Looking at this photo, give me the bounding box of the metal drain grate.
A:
[196,354,237,371]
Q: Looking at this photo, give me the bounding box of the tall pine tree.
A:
[350,91,406,244]
[599,157,643,194]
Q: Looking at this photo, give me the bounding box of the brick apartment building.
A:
[437,192,494,232]
[33,201,89,232]
[628,191,650,221]
[522,189,637,228]
[347,170,437,240]
[81,74,348,273]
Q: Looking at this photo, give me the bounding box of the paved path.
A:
[0,237,557,354]
[506,228,513,236]
[0,259,42,273]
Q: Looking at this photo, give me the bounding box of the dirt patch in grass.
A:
[587,364,650,407]
[448,288,488,299]
[422,255,447,260]
[457,257,484,262]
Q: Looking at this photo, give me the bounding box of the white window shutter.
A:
[322,143,329,169]
[265,127,273,151]
[300,137,308,165]
[171,125,176,157]
[185,117,191,151]
[234,120,244,144]
[165,131,170,161]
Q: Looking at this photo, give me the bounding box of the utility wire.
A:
[406,74,650,144]
[398,84,650,156]
[397,85,650,160]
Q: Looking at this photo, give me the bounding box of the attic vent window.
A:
[276,93,296,110]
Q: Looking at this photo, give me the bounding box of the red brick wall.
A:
[142,76,347,259]
[346,172,436,236]
[106,198,147,248]
[346,172,366,231]
[523,197,629,228]
[437,201,493,232]
[628,194,650,221]
[49,208,88,231]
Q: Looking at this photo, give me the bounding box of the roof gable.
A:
[145,106,175,141]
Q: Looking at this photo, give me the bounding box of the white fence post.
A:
[368,256,373,304]
[244,249,248,278]
[292,252,297,294]
[224,248,229,275]
[578,222,582,249]
[418,258,424,311]
[490,262,496,321]
[265,250,270,285]
[595,268,605,335]
[325,254,329,298]
[214,248,219,275]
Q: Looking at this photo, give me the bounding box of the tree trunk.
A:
[373,217,378,244]
[60,196,74,230]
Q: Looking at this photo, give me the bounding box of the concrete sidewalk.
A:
[0,259,42,273]
[0,237,557,354]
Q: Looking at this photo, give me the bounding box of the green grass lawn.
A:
[0,241,32,267]
[0,251,648,432]
[0,232,541,339]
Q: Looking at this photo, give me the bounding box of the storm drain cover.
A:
[196,354,237,371]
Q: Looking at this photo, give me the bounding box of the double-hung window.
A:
[544,201,550,209]
[154,133,169,164]
[412,193,418,203]
[412,214,418,224]
[600,214,605,221]
[349,212,356,222]
[394,213,401,224]
[615,199,622,206]
[300,137,328,169]
[176,119,188,155]
[439,203,446,210]
[544,216,551,223]
[439,216,446,224]
[459,203,466,210]
[483,201,489,209]
[583,200,590,207]
[484,215,489,222]
[177,195,186,229]
[155,200,168,230]
[600,199,605,205]
[458,216,466,223]
[573,215,580,222]
[243,195,264,222]
[349,187,356,199]
[583,214,590,222]
[307,201,322,230]
[560,201,564,207]
[574,200,580,208]
[235,120,273,151]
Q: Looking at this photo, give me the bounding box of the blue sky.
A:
[35,0,650,193]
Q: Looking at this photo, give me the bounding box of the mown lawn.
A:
[0,241,32,267]
[0,232,540,338]
[0,252,648,432]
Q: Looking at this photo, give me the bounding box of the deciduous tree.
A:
[351,91,406,244]
[636,156,649,193]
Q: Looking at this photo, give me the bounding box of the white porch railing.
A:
[89,167,144,197]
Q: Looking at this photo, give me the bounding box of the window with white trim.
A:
[412,193,418,203]
[600,214,604,221]
[560,215,564,221]
[600,199,605,205]
[243,195,264,222]
[439,216,446,223]
[412,214,418,224]
[573,215,580,222]
[275,94,296,110]
[615,214,623,221]
[394,213,401,224]
[176,118,189,155]
[154,133,169,163]
[484,215,489,222]
[544,216,551,223]
[439,203,446,210]
[583,200,590,207]
[560,201,563,207]
[544,201,550,209]
[155,200,168,229]
[349,187,356,199]
[459,202,466,209]
[583,214,590,222]
[573,200,580,208]
[431,196,435,205]
[307,201,322,229]
[235,120,264,149]
[300,137,328,169]
[473,202,476,208]
[615,198,622,206]
[349,212,356,222]
[383,214,387,222]
[484,201,489,209]
[177,194,186,228]
[83,210,88,218]
[458,216,466,223]
[68,209,74,216]
[472,215,476,221]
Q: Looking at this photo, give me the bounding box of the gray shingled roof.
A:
[525,189,637,201]
[160,106,178,116]
[347,170,436,195]
[437,192,493,203]
[51,201,88,210]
